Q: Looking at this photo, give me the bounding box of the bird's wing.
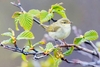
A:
[47,23,60,32]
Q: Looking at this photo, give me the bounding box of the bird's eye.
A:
[63,22,66,24]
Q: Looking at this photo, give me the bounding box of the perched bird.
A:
[35,18,71,40]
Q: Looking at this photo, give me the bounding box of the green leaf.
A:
[39,46,45,51]
[12,11,22,18]
[50,3,67,18]
[50,56,62,67]
[19,13,33,30]
[54,58,62,67]
[1,28,15,37]
[43,42,54,54]
[45,42,54,51]
[15,17,19,31]
[96,42,100,51]
[1,32,12,37]
[8,28,15,36]
[21,54,28,62]
[1,38,13,44]
[40,56,62,67]
[73,37,86,45]
[28,9,40,17]
[40,10,53,23]
[53,48,64,59]
[17,31,34,40]
[51,3,65,12]
[84,30,99,41]
[28,40,33,47]
[23,46,30,52]
[33,41,40,47]
[1,28,16,44]
[63,46,74,56]
[96,42,100,48]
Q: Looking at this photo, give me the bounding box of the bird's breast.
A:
[48,24,71,40]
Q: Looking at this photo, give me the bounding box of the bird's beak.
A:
[70,21,73,24]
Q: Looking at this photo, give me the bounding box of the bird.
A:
[35,18,71,40]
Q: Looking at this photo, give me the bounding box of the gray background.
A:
[0,0,100,67]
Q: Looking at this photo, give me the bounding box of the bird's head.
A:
[57,18,71,26]
[58,18,71,24]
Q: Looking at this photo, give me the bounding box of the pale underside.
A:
[48,24,71,40]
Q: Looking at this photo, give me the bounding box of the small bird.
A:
[39,18,71,40]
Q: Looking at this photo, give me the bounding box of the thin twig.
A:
[59,44,98,57]
[61,58,73,63]
[85,41,100,58]
[72,26,97,59]
[0,43,47,59]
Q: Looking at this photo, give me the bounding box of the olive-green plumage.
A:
[41,18,71,40]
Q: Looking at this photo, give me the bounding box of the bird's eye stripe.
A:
[64,22,66,24]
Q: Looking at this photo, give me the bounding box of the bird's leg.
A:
[54,39,67,46]
[62,39,68,46]
[54,39,59,45]
[62,39,69,50]
[54,39,63,45]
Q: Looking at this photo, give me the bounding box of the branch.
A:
[59,44,98,57]
[11,1,25,12]
[61,57,100,67]
[85,41,100,58]
[72,26,98,59]
[0,43,46,59]
[72,59,100,67]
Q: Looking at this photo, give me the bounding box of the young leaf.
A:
[1,32,12,37]
[8,28,15,36]
[96,42,100,48]
[50,3,67,18]
[23,46,30,52]
[1,38,13,44]
[44,42,54,54]
[73,37,86,45]
[19,13,33,30]
[17,31,34,40]
[54,48,64,59]
[54,58,62,67]
[28,9,40,17]
[40,10,53,23]
[12,11,22,18]
[51,3,65,10]
[1,28,15,37]
[63,46,74,56]
[40,56,62,67]
[84,30,99,41]
[96,42,100,51]
[15,18,19,31]
[39,46,45,51]
[45,42,54,51]
[32,41,40,47]
[21,54,28,62]
[28,40,33,47]
[39,39,46,45]
[21,61,33,67]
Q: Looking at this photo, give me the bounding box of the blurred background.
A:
[0,0,100,67]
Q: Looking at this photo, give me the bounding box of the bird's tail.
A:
[33,18,49,31]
